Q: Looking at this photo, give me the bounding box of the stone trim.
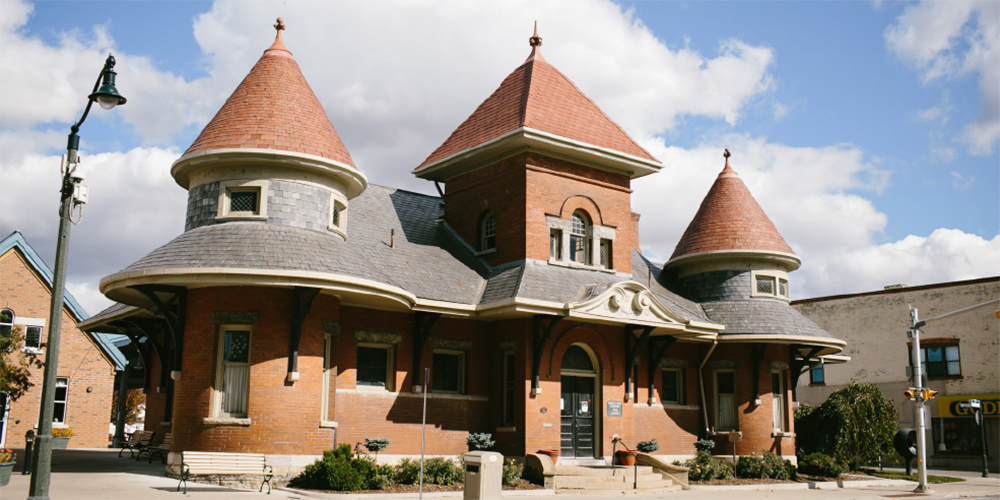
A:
[209,311,260,325]
[203,417,251,426]
[322,319,341,336]
[660,358,688,369]
[429,337,473,351]
[769,360,789,370]
[353,330,402,345]
[706,360,741,370]
[498,340,517,352]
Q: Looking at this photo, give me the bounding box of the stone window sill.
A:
[496,426,516,433]
[546,258,615,273]
[475,248,498,257]
[215,214,267,222]
[21,347,43,355]
[320,420,338,428]
[772,432,795,438]
[203,417,251,426]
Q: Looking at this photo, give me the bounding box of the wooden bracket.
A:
[646,335,677,403]
[287,287,321,378]
[411,311,441,390]
[624,325,654,400]
[531,315,563,395]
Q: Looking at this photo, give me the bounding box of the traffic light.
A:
[922,389,938,400]
[904,389,916,400]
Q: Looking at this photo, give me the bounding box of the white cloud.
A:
[913,106,946,123]
[66,281,112,317]
[931,147,958,163]
[949,171,975,190]
[885,0,1000,155]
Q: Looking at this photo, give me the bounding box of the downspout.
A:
[698,340,718,437]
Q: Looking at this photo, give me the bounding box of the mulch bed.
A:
[692,472,880,486]
[294,479,543,494]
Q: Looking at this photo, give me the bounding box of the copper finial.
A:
[274,17,286,32]
[530,21,542,47]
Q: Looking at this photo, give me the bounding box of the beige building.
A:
[792,277,999,471]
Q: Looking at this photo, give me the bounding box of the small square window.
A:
[662,368,682,404]
[229,190,259,214]
[216,180,268,220]
[810,365,825,384]
[432,350,465,394]
[778,279,788,297]
[756,276,774,294]
[25,326,42,349]
[357,345,392,389]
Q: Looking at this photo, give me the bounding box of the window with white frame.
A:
[25,326,42,349]
[329,196,348,235]
[661,368,683,404]
[570,212,590,264]
[215,327,251,418]
[502,352,516,425]
[53,377,69,423]
[216,180,268,220]
[753,272,789,299]
[771,371,786,432]
[356,344,393,389]
[715,370,737,431]
[911,343,962,377]
[480,212,497,251]
[0,309,12,337]
[432,350,466,394]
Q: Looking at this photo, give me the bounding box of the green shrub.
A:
[694,438,716,452]
[637,439,660,453]
[467,433,495,450]
[683,451,733,481]
[735,451,789,480]
[296,443,393,491]
[502,458,524,486]
[364,437,391,455]
[798,452,846,478]
[795,382,897,469]
[395,457,464,486]
[784,460,797,481]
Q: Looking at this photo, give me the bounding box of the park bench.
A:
[118,430,155,458]
[178,451,274,494]
[145,432,171,463]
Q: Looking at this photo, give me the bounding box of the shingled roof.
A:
[181,19,356,168]
[417,28,657,169]
[669,152,794,262]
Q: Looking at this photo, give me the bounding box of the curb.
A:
[687,478,917,491]
[279,487,556,499]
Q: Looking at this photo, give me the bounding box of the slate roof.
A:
[181,23,356,168]
[669,159,794,262]
[701,299,834,338]
[417,36,657,169]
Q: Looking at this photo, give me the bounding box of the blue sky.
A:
[1,0,997,314]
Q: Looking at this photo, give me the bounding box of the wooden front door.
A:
[560,376,596,458]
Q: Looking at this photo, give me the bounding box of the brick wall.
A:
[1,249,115,448]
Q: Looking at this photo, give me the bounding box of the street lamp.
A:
[27,54,126,500]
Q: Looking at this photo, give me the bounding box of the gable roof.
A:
[416,37,658,170]
[668,157,795,264]
[180,24,356,169]
[1,230,89,322]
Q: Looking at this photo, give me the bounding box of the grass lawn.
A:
[860,469,966,484]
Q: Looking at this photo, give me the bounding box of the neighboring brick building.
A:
[1,230,125,449]
[78,21,847,476]
[793,277,999,472]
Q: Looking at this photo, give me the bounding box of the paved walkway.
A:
[0,448,996,500]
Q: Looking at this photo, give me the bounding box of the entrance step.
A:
[551,465,677,494]
[557,484,684,495]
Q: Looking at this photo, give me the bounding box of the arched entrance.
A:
[560,344,599,458]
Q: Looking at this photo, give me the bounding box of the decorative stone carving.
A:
[660,358,688,369]
[322,319,341,336]
[566,281,697,333]
[769,360,789,370]
[353,330,402,345]
[498,340,517,352]
[210,311,260,325]
[429,337,473,351]
[706,360,741,369]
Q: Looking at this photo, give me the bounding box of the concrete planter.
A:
[0,461,14,486]
[52,437,70,450]
[615,451,637,466]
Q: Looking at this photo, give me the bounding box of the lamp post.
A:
[27,54,125,500]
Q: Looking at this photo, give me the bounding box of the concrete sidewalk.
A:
[0,448,996,500]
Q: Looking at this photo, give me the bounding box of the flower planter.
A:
[537,449,560,459]
[52,437,70,450]
[0,461,14,487]
[615,450,637,466]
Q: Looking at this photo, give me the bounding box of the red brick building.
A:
[1,231,124,449]
[78,22,846,476]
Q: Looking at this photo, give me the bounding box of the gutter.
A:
[698,340,718,436]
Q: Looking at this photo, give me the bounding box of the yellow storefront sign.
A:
[937,394,999,418]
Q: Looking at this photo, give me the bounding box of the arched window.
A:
[0,309,13,337]
[570,211,590,264]
[480,211,497,251]
[561,345,595,373]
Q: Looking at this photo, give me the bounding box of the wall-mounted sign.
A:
[938,394,999,418]
[607,400,623,417]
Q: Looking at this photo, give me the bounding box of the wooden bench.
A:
[178,451,274,494]
[145,432,171,463]
[118,430,155,458]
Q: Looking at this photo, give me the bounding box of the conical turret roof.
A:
[669,150,794,263]
[182,18,355,168]
[416,25,657,170]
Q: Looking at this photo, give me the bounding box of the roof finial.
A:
[720,148,738,177]
[266,17,290,54]
[526,21,545,63]
[724,148,731,164]
[530,21,542,47]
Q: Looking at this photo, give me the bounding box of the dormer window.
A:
[230,190,259,214]
[328,194,348,238]
[752,272,790,299]
[480,212,496,251]
[570,212,590,264]
[217,180,269,221]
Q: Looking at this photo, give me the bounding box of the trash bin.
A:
[464,451,503,500]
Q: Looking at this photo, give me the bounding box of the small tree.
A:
[364,437,390,459]
[0,325,42,401]
[637,439,660,453]
[795,382,898,469]
[467,433,495,450]
[110,389,146,424]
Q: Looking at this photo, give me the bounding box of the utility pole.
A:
[908,308,932,494]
